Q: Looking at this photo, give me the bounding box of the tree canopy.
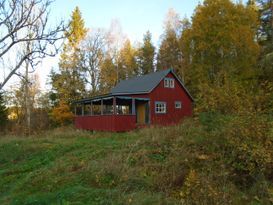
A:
[138,31,155,75]
[181,0,260,93]
[51,6,88,103]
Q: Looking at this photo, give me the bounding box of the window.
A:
[164,78,175,88]
[164,78,169,87]
[116,105,130,115]
[175,101,182,109]
[169,79,175,88]
[103,105,113,115]
[155,102,166,114]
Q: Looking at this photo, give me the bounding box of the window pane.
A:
[164,79,169,87]
[170,79,174,88]
[155,102,166,113]
[175,101,181,109]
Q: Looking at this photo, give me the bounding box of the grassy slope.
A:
[0,116,272,205]
[0,128,175,205]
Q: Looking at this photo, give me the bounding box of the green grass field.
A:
[0,127,177,205]
[0,115,272,205]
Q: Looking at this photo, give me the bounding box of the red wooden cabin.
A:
[73,69,194,132]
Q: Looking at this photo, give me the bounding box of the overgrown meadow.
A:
[0,113,272,205]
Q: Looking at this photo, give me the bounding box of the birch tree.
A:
[81,29,106,95]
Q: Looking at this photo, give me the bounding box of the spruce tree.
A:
[137,31,155,75]
[52,6,88,102]
[50,7,87,124]
[157,30,182,73]
[157,9,183,75]
[0,92,8,129]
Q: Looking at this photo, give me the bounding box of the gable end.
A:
[148,69,194,102]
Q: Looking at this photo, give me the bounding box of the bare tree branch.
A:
[80,29,106,93]
[0,0,67,90]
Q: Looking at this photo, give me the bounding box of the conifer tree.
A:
[157,30,182,73]
[50,7,87,124]
[157,9,183,75]
[137,31,155,75]
[0,92,8,129]
[52,6,88,103]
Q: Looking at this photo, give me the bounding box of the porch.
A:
[74,95,150,132]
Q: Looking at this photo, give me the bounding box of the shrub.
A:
[223,114,273,187]
[179,170,232,205]
[51,101,74,126]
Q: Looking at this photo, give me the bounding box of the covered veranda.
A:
[73,94,149,132]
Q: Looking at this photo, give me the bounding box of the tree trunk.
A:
[25,60,31,135]
[25,40,31,135]
[270,0,273,45]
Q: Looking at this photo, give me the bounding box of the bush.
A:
[179,170,232,205]
[195,80,273,116]
[51,101,74,126]
[222,114,273,187]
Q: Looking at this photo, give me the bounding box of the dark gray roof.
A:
[111,69,171,94]
[111,68,194,101]
[73,69,194,104]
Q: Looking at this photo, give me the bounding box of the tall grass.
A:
[0,114,272,204]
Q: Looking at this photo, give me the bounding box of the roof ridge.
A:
[127,68,171,81]
[110,68,173,95]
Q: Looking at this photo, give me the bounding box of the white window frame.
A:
[155,102,166,114]
[164,78,175,88]
[175,101,182,109]
[169,79,175,88]
[164,78,169,88]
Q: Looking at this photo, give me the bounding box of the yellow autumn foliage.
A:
[51,101,74,125]
[180,169,230,205]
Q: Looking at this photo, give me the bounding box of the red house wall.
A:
[75,115,136,132]
[129,72,193,126]
[149,72,193,125]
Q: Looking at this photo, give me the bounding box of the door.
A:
[136,100,149,124]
